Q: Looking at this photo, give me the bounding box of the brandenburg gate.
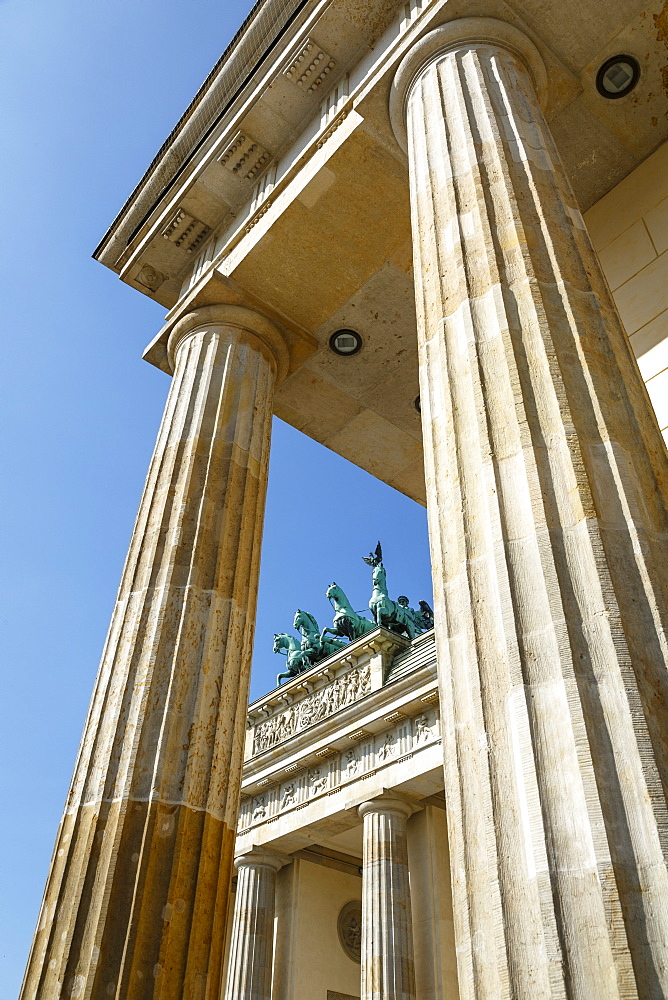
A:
[20,1,668,998]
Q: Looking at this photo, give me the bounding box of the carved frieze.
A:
[240,703,440,832]
[378,732,397,760]
[344,747,361,776]
[281,782,297,809]
[308,767,328,795]
[413,712,432,744]
[252,796,267,821]
[253,662,372,754]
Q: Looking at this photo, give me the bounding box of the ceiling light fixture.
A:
[596,55,640,99]
[329,329,363,356]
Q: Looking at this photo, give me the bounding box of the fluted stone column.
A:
[359,796,416,1000]
[391,18,668,1000]
[21,305,288,1000]
[224,851,286,1000]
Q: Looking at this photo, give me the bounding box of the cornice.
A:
[93,0,319,268]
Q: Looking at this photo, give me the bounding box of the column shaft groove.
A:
[21,314,278,1000]
[224,858,280,1000]
[396,21,668,1000]
[360,800,416,1000]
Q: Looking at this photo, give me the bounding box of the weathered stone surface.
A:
[21,305,285,1000]
[359,796,416,1000]
[391,17,668,1000]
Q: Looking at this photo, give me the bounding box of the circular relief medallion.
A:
[337,900,363,964]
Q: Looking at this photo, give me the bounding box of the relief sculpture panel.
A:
[253,663,371,754]
[240,703,440,831]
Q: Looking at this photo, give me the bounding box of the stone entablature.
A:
[246,628,410,758]
[238,628,439,844]
[239,705,440,836]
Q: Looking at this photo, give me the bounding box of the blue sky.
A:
[0,1,430,992]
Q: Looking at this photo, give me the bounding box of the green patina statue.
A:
[273,632,311,685]
[274,609,346,685]
[294,608,346,661]
[363,541,433,639]
[273,543,433,685]
[322,582,376,643]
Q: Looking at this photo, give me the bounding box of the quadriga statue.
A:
[272,546,432,686]
[363,542,433,639]
[274,609,346,685]
[321,583,376,643]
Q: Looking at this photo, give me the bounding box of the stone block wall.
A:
[584,139,668,445]
[273,859,362,1000]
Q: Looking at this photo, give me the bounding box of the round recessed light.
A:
[414,395,421,413]
[329,329,363,356]
[596,55,640,99]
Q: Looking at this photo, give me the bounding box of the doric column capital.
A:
[358,793,415,822]
[234,847,292,873]
[167,303,290,384]
[389,17,547,150]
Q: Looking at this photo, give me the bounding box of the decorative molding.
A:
[252,662,372,754]
[285,39,335,92]
[321,76,349,125]
[250,165,278,214]
[219,130,271,182]
[348,729,370,742]
[337,902,362,964]
[316,109,349,150]
[134,263,166,292]
[400,0,427,33]
[162,209,212,255]
[384,711,406,723]
[244,200,273,234]
[421,690,439,705]
[317,76,350,148]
